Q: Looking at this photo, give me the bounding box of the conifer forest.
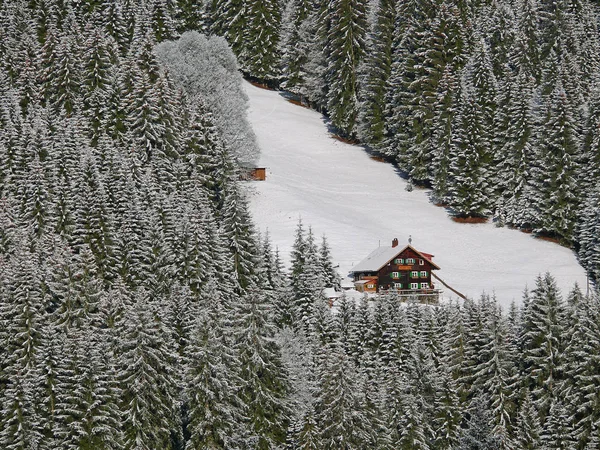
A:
[0,0,599,449]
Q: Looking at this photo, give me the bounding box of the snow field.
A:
[244,81,588,308]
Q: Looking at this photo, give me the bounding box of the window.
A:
[420,271,428,278]
[420,282,429,289]
[394,258,404,264]
[410,271,419,278]
[419,259,424,265]
[367,284,374,289]
[406,258,415,264]
[394,283,402,289]
[392,272,399,278]
[410,283,419,289]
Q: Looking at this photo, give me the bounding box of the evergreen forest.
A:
[0,0,599,449]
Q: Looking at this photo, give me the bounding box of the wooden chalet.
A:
[351,238,441,302]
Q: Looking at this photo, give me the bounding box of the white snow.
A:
[243,81,589,307]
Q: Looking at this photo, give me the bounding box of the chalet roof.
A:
[351,244,440,272]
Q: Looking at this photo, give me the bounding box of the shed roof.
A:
[354,279,376,285]
[351,244,440,272]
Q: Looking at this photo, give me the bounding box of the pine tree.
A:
[53,328,124,449]
[514,390,542,449]
[290,218,307,297]
[325,0,368,137]
[531,79,581,241]
[433,312,462,449]
[576,187,600,282]
[357,0,397,147]
[280,0,315,100]
[520,273,566,422]
[496,68,536,227]
[430,65,458,203]
[318,235,340,289]
[220,184,260,292]
[234,288,291,448]
[459,394,503,449]
[562,290,600,447]
[242,0,281,82]
[184,282,247,449]
[540,398,575,449]
[315,337,367,449]
[117,292,181,449]
[446,75,493,218]
[209,0,247,60]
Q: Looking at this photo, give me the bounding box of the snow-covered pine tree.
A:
[430,65,457,203]
[315,334,368,449]
[561,289,600,447]
[184,281,247,449]
[458,393,504,449]
[290,218,307,298]
[432,306,462,449]
[540,398,575,449]
[301,9,328,110]
[325,0,368,137]
[53,327,124,449]
[520,273,566,422]
[220,184,260,292]
[234,287,291,448]
[262,233,294,328]
[242,0,281,82]
[100,0,131,56]
[318,235,340,289]
[531,79,581,242]
[446,74,493,218]
[175,0,210,33]
[471,299,518,446]
[514,390,542,449]
[357,0,397,147]
[117,291,181,449]
[576,187,600,282]
[280,0,318,102]
[209,0,247,63]
[496,67,536,228]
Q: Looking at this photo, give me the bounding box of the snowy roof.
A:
[354,280,375,285]
[351,244,440,272]
[323,287,342,298]
[340,278,355,289]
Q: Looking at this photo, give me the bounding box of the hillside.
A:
[245,81,588,306]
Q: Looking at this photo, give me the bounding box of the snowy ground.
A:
[243,81,588,308]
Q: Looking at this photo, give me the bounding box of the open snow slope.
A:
[243,81,588,307]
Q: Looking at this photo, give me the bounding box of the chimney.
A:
[392,238,398,248]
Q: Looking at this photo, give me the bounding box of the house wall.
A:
[376,248,434,291]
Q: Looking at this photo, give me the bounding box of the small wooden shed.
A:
[250,167,266,181]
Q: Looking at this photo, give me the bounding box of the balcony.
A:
[380,288,442,304]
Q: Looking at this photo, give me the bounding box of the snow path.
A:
[243,81,588,307]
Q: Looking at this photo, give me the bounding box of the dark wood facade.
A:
[352,245,440,295]
[376,247,435,291]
